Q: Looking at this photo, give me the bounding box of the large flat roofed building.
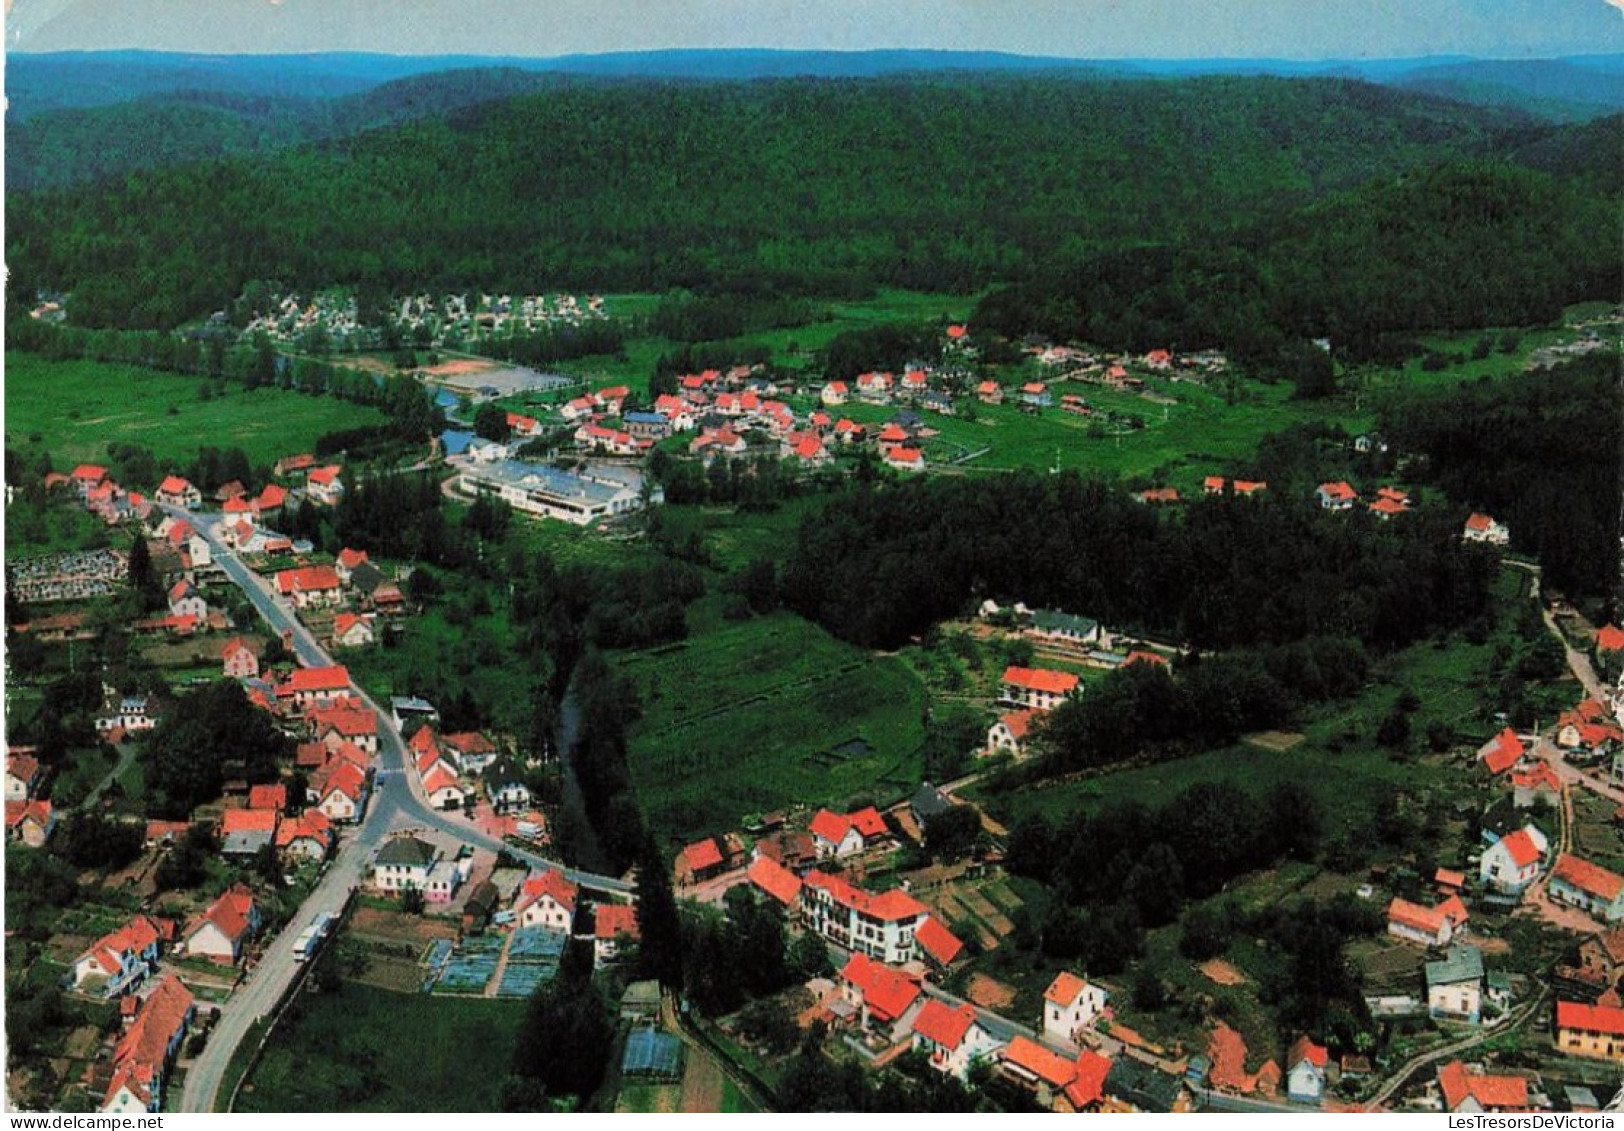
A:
[458,459,651,525]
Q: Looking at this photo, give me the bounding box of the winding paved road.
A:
[171,506,628,1112]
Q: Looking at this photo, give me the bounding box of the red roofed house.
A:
[420,759,466,810]
[167,580,207,621]
[1597,625,1624,655]
[1556,1000,1624,1063]
[6,750,42,801]
[1480,825,1548,896]
[911,1000,1003,1080]
[1001,666,1081,712]
[800,870,933,965]
[839,952,922,1033]
[1551,854,1624,923]
[275,453,316,478]
[1063,1050,1114,1113]
[6,799,56,847]
[183,883,261,964]
[275,810,334,863]
[155,475,200,509]
[1285,1036,1329,1106]
[1436,1060,1529,1113]
[335,547,369,583]
[884,446,925,472]
[1043,971,1109,1044]
[70,463,108,495]
[676,837,727,886]
[72,915,164,997]
[221,637,259,680]
[747,855,803,910]
[276,665,352,712]
[1316,481,1358,510]
[1511,762,1564,809]
[809,809,865,859]
[247,783,287,812]
[253,483,288,517]
[1387,897,1457,948]
[916,915,965,969]
[100,975,195,1114]
[309,705,379,755]
[515,869,578,932]
[593,903,641,966]
[1478,727,1526,776]
[820,380,849,406]
[314,761,368,823]
[274,565,343,609]
[987,709,1041,758]
[999,1034,1079,1100]
[305,465,344,506]
[1462,513,1510,546]
[331,612,375,649]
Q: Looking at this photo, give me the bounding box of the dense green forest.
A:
[12,75,1615,331]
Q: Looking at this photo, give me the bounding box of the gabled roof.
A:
[220,808,278,834]
[1497,827,1545,869]
[1553,854,1624,902]
[80,915,162,976]
[848,806,888,839]
[307,465,342,486]
[998,709,1040,740]
[108,975,193,1107]
[1001,1035,1077,1088]
[193,883,256,944]
[516,869,578,916]
[1288,1035,1328,1069]
[1001,666,1080,695]
[911,999,977,1050]
[809,808,853,845]
[1045,971,1091,1007]
[802,870,927,922]
[275,565,341,594]
[1479,727,1525,775]
[1387,897,1447,937]
[747,856,803,908]
[247,784,286,811]
[1438,1060,1528,1112]
[276,810,332,850]
[318,761,366,802]
[594,902,639,942]
[916,916,965,966]
[421,762,461,795]
[1317,480,1357,501]
[840,952,921,1022]
[277,665,351,696]
[681,837,724,872]
[1067,1049,1113,1109]
[1597,625,1624,653]
[1425,945,1485,989]
[1558,1000,1624,1037]
[157,475,193,495]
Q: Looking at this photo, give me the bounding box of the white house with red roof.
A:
[274,564,343,609]
[1550,854,1624,923]
[305,465,344,505]
[309,704,379,754]
[6,750,42,801]
[808,807,889,859]
[167,580,207,621]
[275,810,334,863]
[276,665,352,712]
[100,974,194,1114]
[70,463,109,496]
[334,547,369,584]
[330,612,375,648]
[1042,971,1109,1045]
[747,856,803,911]
[1315,481,1358,510]
[593,903,640,967]
[155,475,201,509]
[1387,896,1467,947]
[821,381,849,406]
[72,915,165,997]
[1480,825,1548,895]
[515,869,578,932]
[1478,727,1527,776]
[987,708,1041,758]
[221,637,259,679]
[1510,762,1564,809]
[1462,513,1510,546]
[883,445,925,472]
[6,799,56,847]
[799,870,961,966]
[840,952,922,1034]
[1001,666,1081,712]
[910,999,1003,1080]
[313,761,368,823]
[183,884,260,964]
[1285,1036,1328,1106]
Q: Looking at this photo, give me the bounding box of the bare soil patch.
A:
[1199,958,1247,986]
[966,973,1016,1011]
[1245,731,1306,752]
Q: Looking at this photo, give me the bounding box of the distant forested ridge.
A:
[11,74,1607,330]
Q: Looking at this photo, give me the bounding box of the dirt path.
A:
[678,1043,726,1113]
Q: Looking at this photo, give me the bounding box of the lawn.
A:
[616,611,927,845]
[236,980,527,1112]
[5,352,388,469]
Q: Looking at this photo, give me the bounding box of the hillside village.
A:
[7,348,1624,1116]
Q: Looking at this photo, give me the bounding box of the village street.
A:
[169,505,630,1112]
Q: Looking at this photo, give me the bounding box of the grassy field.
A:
[616,611,926,845]
[237,981,527,1112]
[5,352,388,469]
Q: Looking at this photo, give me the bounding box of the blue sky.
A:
[9,0,1624,58]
